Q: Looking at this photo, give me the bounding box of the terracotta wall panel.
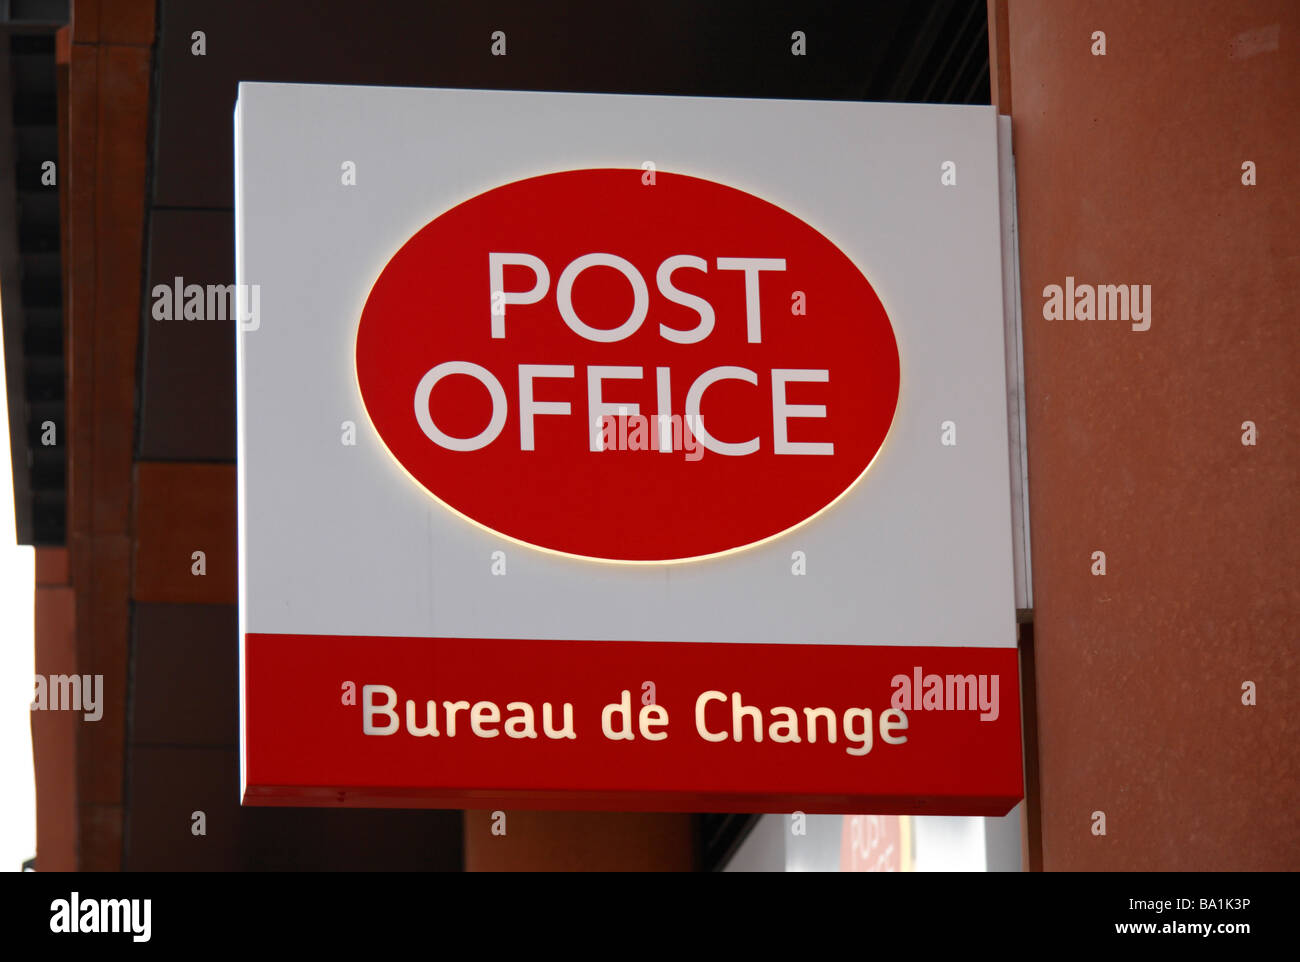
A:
[64,6,155,867]
[32,568,78,872]
[70,0,99,43]
[98,0,156,46]
[1002,0,1298,869]
[71,0,154,45]
[88,42,148,536]
[133,461,237,604]
[36,546,69,585]
[131,604,238,747]
[76,533,128,810]
[138,210,235,460]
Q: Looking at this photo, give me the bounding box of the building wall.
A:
[996,0,1298,869]
[464,811,697,872]
[49,0,468,872]
[62,5,152,871]
[46,0,989,873]
[32,547,76,871]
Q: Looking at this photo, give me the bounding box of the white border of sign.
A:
[235,83,1020,653]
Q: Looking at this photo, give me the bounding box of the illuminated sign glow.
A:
[355,169,900,562]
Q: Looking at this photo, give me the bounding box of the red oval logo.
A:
[356,169,899,562]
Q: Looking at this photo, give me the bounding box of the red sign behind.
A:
[841,814,907,871]
[355,169,900,561]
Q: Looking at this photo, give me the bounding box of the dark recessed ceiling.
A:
[2,11,66,546]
